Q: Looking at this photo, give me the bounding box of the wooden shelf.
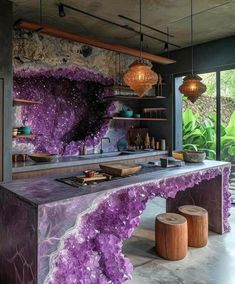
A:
[13,98,41,106]
[104,95,166,100]
[13,134,37,139]
[105,117,167,121]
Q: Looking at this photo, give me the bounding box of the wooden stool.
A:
[178,205,208,248]
[155,213,188,260]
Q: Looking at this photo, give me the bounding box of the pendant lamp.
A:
[123,0,158,97]
[179,0,206,103]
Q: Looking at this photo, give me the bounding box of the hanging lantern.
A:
[123,60,158,97]
[179,0,207,102]
[179,74,207,103]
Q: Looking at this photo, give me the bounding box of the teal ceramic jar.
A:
[21,126,31,135]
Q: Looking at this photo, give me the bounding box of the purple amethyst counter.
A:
[0,160,232,284]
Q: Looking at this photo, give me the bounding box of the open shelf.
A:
[104,95,166,100]
[13,134,37,139]
[13,98,41,106]
[104,117,167,121]
[105,84,166,93]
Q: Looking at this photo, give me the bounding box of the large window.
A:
[175,69,235,163]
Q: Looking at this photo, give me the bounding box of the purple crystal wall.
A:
[13,66,117,156]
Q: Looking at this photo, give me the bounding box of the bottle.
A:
[155,141,160,150]
[144,133,150,149]
[160,139,166,151]
[81,145,87,155]
[151,137,155,149]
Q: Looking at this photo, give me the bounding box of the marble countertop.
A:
[12,150,168,173]
[2,160,230,206]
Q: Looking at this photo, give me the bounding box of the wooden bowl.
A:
[28,153,57,163]
[172,151,184,161]
[183,151,206,163]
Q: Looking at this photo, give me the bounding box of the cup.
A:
[84,170,95,178]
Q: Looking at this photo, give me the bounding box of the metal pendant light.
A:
[179,0,206,103]
[123,0,158,97]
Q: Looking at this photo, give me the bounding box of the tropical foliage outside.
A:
[182,70,235,162]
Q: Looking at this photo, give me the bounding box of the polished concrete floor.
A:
[124,198,235,284]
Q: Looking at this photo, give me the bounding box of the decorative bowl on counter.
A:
[183,150,206,163]
[28,153,57,163]
[172,150,184,161]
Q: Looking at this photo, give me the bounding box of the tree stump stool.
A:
[178,205,208,248]
[155,213,188,260]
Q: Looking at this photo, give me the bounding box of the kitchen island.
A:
[0,160,232,284]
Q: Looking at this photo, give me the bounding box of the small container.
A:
[155,141,160,150]
[12,128,18,137]
[160,139,166,151]
[83,170,95,178]
[21,126,31,135]
[81,145,87,155]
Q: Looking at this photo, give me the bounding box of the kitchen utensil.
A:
[99,163,141,176]
[28,153,57,162]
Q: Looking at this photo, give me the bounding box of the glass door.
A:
[181,72,217,160]
[220,69,235,203]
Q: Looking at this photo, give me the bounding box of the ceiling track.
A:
[16,20,176,64]
[59,3,180,48]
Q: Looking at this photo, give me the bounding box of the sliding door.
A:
[181,72,217,159]
[220,69,235,163]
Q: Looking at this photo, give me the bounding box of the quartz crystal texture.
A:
[44,165,231,284]
[13,66,115,156]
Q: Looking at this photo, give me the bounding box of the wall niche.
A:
[13,66,115,155]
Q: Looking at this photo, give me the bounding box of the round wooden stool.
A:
[155,213,188,260]
[178,205,208,248]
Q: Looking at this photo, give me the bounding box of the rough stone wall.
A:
[13,29,133,78]
[183,95,235,124]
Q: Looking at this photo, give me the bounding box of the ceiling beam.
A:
[17,20,176,65]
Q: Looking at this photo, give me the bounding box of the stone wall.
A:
[183,95,235,124]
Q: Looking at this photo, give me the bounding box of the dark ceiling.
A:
[11,0,235,54]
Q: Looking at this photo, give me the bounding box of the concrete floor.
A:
[124,198,235,284]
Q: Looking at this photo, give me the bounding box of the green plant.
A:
[182,108,235,161]
[182,109,216,159]
[221,111,235,161]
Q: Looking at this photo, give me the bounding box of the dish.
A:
[28,153,57,162]
[183,151,206,163]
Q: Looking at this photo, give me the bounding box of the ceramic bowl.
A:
[183,150,206,163]
[120,110,133,118]
[21,126,31,135]
[28,153,57,163]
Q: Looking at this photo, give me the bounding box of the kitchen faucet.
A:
[100,137,111,154]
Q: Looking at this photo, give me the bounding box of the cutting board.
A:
[99,163,141,176]
[76,173,112,184]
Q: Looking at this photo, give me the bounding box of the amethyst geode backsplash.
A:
[13,29,134,156]
[13,66,122,155]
